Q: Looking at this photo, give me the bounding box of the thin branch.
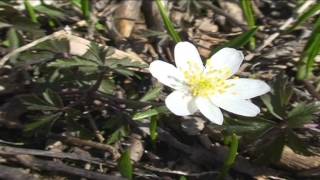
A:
[303,80,320,100]
[0,164,36,180]
[199,1,264,39]
[255,0,316,52]
[139,164,218,177]
[0,145,115,167]
[87,113,106,143]
[49,134,121,160]
[0,30,69,67]
[14,155,124,180]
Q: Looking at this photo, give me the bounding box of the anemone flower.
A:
[149,42,270,125]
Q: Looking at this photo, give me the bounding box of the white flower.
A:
[149,42,271,125]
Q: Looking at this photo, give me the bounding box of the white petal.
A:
[174,42,204,72]
[211,96,260,117]
[225,78,271,99]
[195,97,223,125]
[207,48,244,75]
[165,91,197,116]
[149,60,185,89]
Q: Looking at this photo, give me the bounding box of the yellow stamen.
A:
[183,61,233,97]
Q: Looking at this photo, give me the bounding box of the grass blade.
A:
[80,0,91,20]
[155,0,181,43]
[133,106,168,121]
[211,27,257,54]
[240,0,256,49]
[140,85,163,102]
[24,0,38,23]
[150,116,158,145]
[6,28,20,62]
[119,150,133,180]
[288,3,320,32]
[297,16,320,80]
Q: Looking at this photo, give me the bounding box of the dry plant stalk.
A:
[0,29,146,68]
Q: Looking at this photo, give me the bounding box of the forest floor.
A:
[0,0,319,180]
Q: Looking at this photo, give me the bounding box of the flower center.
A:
[183,61,233,97]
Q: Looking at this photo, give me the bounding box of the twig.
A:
[255,0,316,52]
[87,113,106,143]
[49,134,121,160]
[111,103,281,178]
[297,167,320,177]
[140,164,218,177]
[0,164,37,180]
[13,155,124,180]
[84,72,107,143]
[0,30,68,67]
[199,1,263,39]
[142,125,285,178]
[303,80,320,100]
[87,0,98,40]
[0,145,116,167]
[199,1,247,30]
[0,139,24,146]
[0,29,146,68]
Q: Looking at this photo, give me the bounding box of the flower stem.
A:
[218,133,239,180]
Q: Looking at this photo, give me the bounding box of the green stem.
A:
[155,0,181,43]
[24,0,38,23]
[218,133,239,180]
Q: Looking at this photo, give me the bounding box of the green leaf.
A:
[287,130,313,156]
[6,28,20,62]
[20,94,60,111]
[24,113,61,132]
[223,117,274,136]
[82,43,112,65]
[95,22,106,31]
[17,51,54,66]
[80,0,90,19]
[260,94,283,120]
[0,1,11,6]
[297,16,320,80]
[31,39,70,54]
[272,74,293,117]
[11,17,43,34]
[104,57,146,77]
[71,0,81,7]
[133,106,168,121]
[98,79,115,95]
[107,126,127,144]
[7,28,20,49]
[119,150,133,180]
[155,0,181,43]
[179,176,187,180]
[211,27,258,54]
[255,132,285,164]
[140,85,163,102]
[42,89,64,108]
[24,0,38,23]
[150,116,158,142]
[107,129,122,144]
[49,57,99,69]
[287,103,319,128]
[34,5,67,20]
[105,58,147,69]
[240,0,256,49]
[288,3,320,31]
